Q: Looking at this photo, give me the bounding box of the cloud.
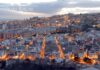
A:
[70,0,100,8]
[10,1,67,14]
[58,7,100,14]
[9,0,100,14]
[0,9,48,20]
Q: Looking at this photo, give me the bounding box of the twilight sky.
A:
[0,0,100,20]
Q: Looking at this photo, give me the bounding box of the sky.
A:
[0,0,56,4]
[0,0,100,20]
